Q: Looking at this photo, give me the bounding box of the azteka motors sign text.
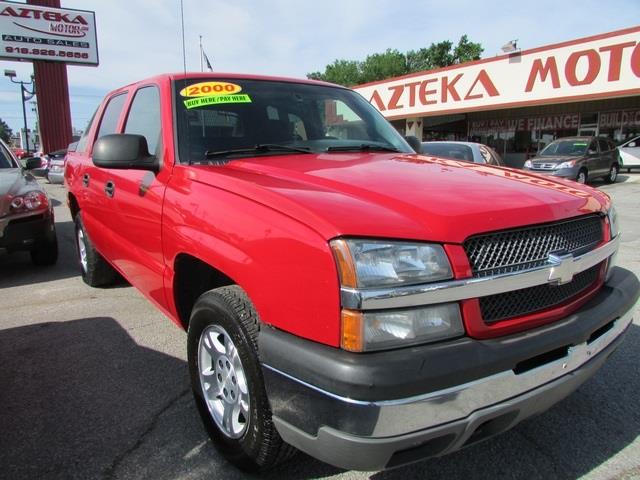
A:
[354,28,640,119]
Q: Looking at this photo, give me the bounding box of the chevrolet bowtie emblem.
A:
[548,252,576,285]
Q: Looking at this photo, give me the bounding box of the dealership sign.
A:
[0,1,98,66]
[354,27,640,119]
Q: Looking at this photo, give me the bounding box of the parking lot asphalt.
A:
[1,174,639,480]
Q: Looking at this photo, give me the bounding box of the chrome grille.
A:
[464,215,603,278]
[532,162,557,170]
[479,264,601,323]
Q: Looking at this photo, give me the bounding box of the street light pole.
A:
[19,84,29,152]
[4,70,36,153]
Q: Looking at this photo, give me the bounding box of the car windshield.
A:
[174,78,413,162]
[540,140,589,156]
[421,143,474,162]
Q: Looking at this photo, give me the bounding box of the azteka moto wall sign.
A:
[0,1,98,66]
[354,27,640,119]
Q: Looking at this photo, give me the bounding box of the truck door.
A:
[81,91,129,261]
[105,85,170,309]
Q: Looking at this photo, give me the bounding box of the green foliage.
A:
[0,118,13,143]
[308,59,361,86]
[308,35,483,86]
[360,49,407,84]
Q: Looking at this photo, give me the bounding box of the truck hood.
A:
[187,153,609,243]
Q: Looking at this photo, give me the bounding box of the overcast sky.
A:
[1,0,639,137]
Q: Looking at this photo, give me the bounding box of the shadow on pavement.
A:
[0,317,191,480]
[0,319,638,480]
[0,220,78,288]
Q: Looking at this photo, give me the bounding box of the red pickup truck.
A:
[65,73,639,472]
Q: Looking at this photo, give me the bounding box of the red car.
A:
[64,73,639,472]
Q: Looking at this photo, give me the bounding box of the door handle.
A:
[104,180,115,198]
[82,173,90,187]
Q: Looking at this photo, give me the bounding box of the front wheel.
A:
[576,169,588,184]
[187,286,296,471]
[604,164,619,184]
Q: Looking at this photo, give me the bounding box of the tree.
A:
[0,118,13,143]
[308,36,484,86]
[308,59,362,86]
[360,49,407,84]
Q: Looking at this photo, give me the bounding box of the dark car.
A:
[421,141,505,165]
[523,136,620,184]
[0,139,58,265]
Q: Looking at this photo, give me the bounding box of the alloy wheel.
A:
[197,324,250,439]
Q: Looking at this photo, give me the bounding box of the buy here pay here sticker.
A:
[180,81,252,109]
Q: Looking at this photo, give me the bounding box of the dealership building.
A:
[353,26,640,167]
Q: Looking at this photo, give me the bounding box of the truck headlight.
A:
[341,303,464,352]
[523,160,533,168]
[330,239,452,288]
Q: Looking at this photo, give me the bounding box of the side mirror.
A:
[629,141,637,148]
[24,157,41,170]
[92,134,158,172]
[404,135,422,153]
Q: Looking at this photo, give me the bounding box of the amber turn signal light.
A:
[330,239,358,288]
[341,309,364,352]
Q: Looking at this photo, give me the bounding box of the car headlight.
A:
[555,160,576,169]
[330,239,453,288]
[607,205,620,238]
[523,160,533,168]
[341,304,464,352]
[10,191,48,213]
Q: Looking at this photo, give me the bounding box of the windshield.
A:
[540,140,589,156]
[173,78,412,162]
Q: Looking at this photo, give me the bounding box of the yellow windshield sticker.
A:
[179,81,242,97]
[184,94,252,109]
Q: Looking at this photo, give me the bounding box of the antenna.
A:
[179,0,187,74]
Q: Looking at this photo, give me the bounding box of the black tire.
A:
[30,234,58,266]
[604,164,619,184]
[74,214,119,287]
[576,169,588,184]
[187,286,296,472]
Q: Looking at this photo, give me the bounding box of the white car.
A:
[421,141,505,166]
[619,136,640,171]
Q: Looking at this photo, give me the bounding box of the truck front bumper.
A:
[259,267,639,471]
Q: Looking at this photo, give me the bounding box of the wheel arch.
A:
[67,192,80,219]
[173,253,236,330]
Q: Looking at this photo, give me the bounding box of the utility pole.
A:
[4,70,35,153]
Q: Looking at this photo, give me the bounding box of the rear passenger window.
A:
[124,86,161,155]
[75,108,97,153]
[597,138,610,152]
[96,93,128,141]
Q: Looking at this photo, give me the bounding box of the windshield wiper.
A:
[204,144,311,159]
[326,144,401,153]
